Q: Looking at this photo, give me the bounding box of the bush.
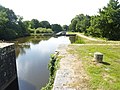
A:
[29,28,35,33]
[36,28,53,33]
[36,30,40,33]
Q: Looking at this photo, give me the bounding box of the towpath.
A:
[53,45,89,90]
[53,33,120,90]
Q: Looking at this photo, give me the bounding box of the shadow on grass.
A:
[101,62,110,65]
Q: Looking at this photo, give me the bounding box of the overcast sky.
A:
[0,0,119,25]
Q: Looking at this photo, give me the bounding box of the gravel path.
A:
[53,45,89,90]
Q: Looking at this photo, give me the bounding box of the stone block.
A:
[94,52,103,63]
[0,43,17,90]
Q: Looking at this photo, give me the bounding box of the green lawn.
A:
[68,32,120,44]
[69,45,120,90]
[78,37,120,44]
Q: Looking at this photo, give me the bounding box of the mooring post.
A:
[94,52,103,63]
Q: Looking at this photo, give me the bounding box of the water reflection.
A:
[15,36,71,90]
[19,79,37,90]
[15,36,50,58]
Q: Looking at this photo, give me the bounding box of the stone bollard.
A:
[94,52,103,63]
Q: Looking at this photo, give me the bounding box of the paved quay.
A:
[53,45,89,90]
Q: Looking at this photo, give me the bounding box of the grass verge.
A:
[41,54,60,90]
[68,32,120,44]
[69,45,120,90]
[74,35,85,44]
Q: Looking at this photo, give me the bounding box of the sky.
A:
[0,0,119,25]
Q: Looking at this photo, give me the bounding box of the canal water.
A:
[15,36,72,90]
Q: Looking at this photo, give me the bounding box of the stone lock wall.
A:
[0,43,17,90]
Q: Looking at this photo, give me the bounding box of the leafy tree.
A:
[51,24,63,33]
[98,0,120,40]
[88,0,120,40]
[30,19,40,29]
[87,16,102,37]
[6,9,17,23]
[69,0,120,40]
[69,14,91,32]
[80,15,91,33]
[17,16,30,36]
[0,6,9,30]
[69,18,77,31]
[0,5,30,40]
[23,20,31,29]
[39,21,51,28]
[62,25,68,31]
[0,28,16,40]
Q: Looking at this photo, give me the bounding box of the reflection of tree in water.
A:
[30,36,51,45]
[15,43,30,58]
[15,36,51,58]
[15,45,20,58]
[31,40,41,45]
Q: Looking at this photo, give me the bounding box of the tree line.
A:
[0,5,30,40]
[69,0,120,40]
[1,0,119,40]
[27,20,64,34]
[0,5,66,40]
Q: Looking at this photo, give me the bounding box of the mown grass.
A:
[74,35,85,44]
[68,32,120,44]
[79,37,120,44]
[69,45,120,90]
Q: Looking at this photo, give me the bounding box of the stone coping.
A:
[0,43,14,48]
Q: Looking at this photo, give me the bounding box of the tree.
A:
[87,16,102,37]
[62,25,68,31]
[17,16,30,36]
[69,18,78,31]
[0,5,30,40]
[98,0,120,40]
[39,21,51,28]
[80,15,91,33]
[69,14,91,32]
[51,24,63,33]
[85,0,120,40]
[23,20,31,29]
[30,19,40,29]
[0,11,8,30]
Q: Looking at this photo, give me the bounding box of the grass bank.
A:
[74,35,85,44]
[41,54,60,90]
[68,32,120,44]
[69,45,120,90]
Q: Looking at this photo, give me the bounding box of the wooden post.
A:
[94,52,103,63]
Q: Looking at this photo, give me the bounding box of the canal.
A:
[14,36,72,90]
